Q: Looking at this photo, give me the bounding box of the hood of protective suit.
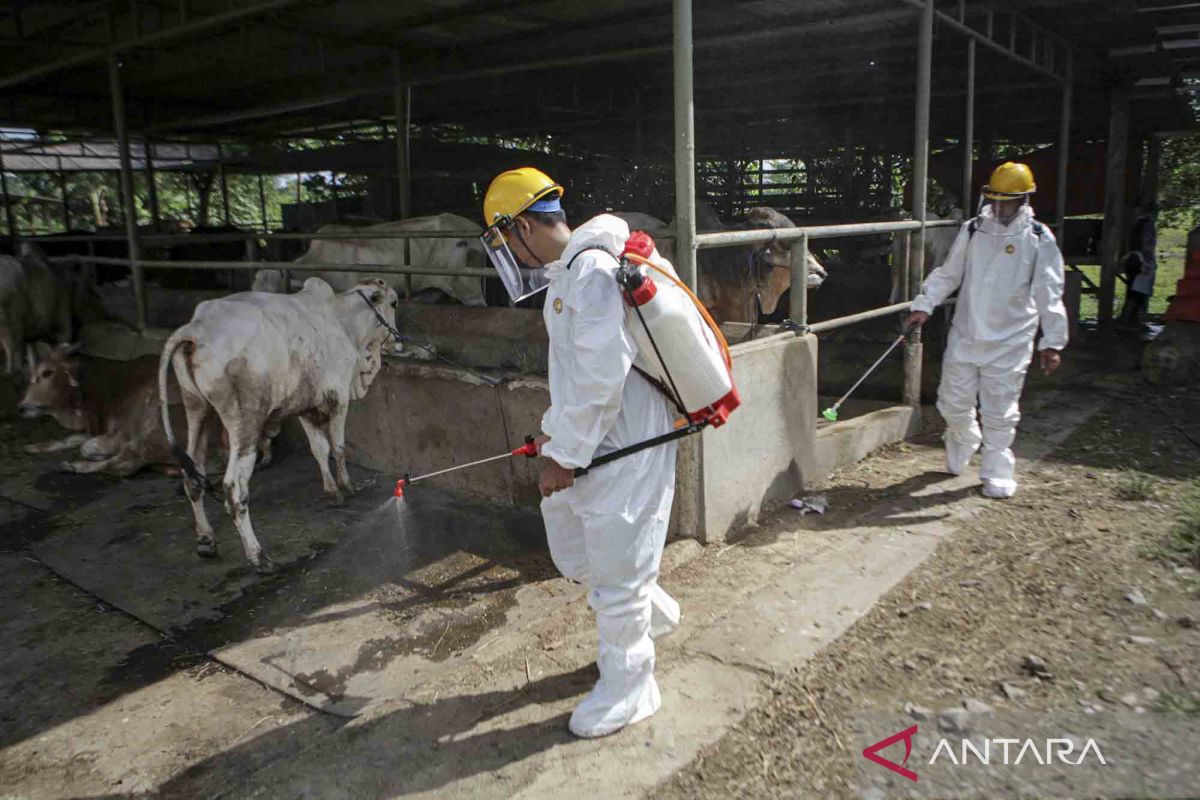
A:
[543,214,630,282]
[977,203,1035,235]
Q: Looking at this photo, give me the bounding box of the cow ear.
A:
[62,342,83,356]
[369,288,385,305]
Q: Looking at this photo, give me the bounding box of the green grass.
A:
[1076,225,1189,321]
[1154,690,1200,715]
[1113,469,1158,502]
[1166,479,1200,568]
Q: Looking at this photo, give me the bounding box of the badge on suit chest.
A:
[1005,243,1016,254]
[553,297,563,314]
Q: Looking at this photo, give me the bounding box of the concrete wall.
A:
[343,331,829,545]
[696,332,819,542]
[345,359,548,506]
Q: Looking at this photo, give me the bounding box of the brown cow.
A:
[18,343,182,476]
[697,207,826,324]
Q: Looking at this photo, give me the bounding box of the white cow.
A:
[889,208,964,303]
[0,245,74,374]
[159,277,399,572]
[252,213,486,306]
[611,204,725,266]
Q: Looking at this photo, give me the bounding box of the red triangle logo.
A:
[862,724,919,782]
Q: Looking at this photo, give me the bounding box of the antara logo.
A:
[862,724,1109,782]
[862,724,920,782]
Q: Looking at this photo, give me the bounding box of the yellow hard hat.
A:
[482,167,563,226]
[983,162,1036,200]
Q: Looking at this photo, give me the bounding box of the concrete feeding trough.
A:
[344,308,921,545]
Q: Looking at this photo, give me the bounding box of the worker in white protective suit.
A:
[480,167,680,738]
[906,162,1069,499]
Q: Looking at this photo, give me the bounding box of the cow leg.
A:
[221,444,271,572]
[327,403,355,495]
[182,400,218,559]
[63,448,143,478]
[297,414,341,502]
[256,417,282,471]
[25,433,88,454]
[80,433,120,461]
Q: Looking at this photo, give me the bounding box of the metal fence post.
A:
[673,0,697,291]
[904,0,934,408]
[108,52,147,331]
[1055,50,1074,238]
[393,50,412,220]
[790,232,808,329]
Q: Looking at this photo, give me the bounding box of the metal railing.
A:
[694,217,960,333]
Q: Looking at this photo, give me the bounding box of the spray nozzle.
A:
[394,474,411,498]
[511,435,540,458]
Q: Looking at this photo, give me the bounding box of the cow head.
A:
[345,279,399,400]
[19,342,84,424]
[740,207,799,316]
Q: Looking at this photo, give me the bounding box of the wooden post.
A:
[258,173,268,232]
[217,141,231,226]
[392,51,412,219]
[143,138,161,231]
[57,156,71,230]
[1099,84,1131,328]
[1054,51,1073,236]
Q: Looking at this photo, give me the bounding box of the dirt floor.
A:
[658,357,1200,798]
[1,330,1197,799]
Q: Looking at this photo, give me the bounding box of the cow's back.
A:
[291,214,485,305]
[181,284,354,412]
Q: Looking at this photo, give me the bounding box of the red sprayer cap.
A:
[394,478,408,498]
[622,230,656,260]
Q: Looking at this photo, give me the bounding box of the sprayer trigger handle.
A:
[513,436,540,458]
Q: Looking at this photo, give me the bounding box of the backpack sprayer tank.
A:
[617,231,740,427]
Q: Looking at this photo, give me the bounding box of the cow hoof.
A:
[253,555,276,575]
[196,540,218,558]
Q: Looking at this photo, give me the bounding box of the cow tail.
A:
[159,332,212,494]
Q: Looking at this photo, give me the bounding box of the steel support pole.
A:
[1055,51,1073,237]
[673,0,697,291]
[962,37,976,214]
[904,0,934,409]
[1099,84,1131,328]
[790,232,809,329]
[108,52,146,331]
[392,51,412,220]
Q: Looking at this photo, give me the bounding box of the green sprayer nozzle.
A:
[821,407,839,422]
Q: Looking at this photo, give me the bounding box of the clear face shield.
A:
[976,191,1031,230]
[481,220,550,303]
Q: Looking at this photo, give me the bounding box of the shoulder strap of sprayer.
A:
[564,246,690,418]
[964,217,1044,293]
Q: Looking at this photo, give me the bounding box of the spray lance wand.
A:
[821,321,917,422]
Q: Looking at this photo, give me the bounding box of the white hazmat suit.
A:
[538,214,680,738]
[911,204,1068,498]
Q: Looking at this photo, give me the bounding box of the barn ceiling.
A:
[0,0,1194,160]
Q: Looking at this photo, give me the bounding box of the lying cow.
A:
[696,207,827,324]
[160,277,398,572]
[0,245,75,374]
[252,213,485,306]
[19,343,181,476]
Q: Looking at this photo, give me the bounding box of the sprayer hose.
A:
[624,252,733,371]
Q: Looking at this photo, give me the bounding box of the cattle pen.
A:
[0,4,1198,794]
[3,0,1191,542]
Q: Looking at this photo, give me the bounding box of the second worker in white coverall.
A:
[479,167,680,739]
[907,162,1069,499]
